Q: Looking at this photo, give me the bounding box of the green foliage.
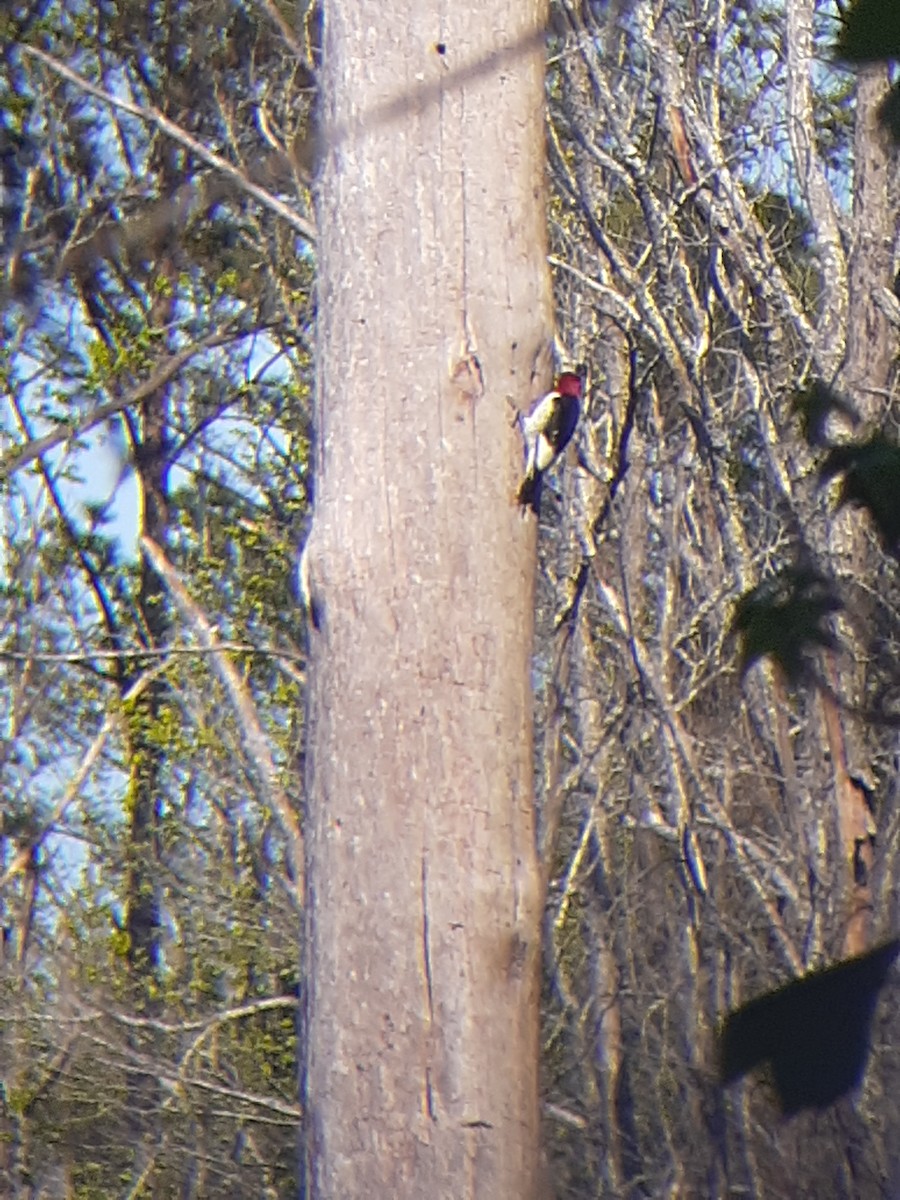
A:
[1,1,313,1190]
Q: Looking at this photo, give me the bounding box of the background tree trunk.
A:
[829,60,894,958]
[303,2,552,1195]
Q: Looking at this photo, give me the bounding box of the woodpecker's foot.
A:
[517,475,541,516]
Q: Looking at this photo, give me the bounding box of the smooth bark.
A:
[303,3,552,1196]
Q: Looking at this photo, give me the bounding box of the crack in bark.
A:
[421,853,436,1121]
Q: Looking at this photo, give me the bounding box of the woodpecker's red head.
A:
[556,372,583,399]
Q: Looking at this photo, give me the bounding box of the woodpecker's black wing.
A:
[719,938,900,1115]
[546,393,580,456]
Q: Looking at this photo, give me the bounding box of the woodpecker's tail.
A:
[517,471,543,516]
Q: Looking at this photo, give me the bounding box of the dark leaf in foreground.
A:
[836,0,900,63]
[719,939,900,1116]
[878,83,900,144]
[820,435,900,553]
[732,567,841,684]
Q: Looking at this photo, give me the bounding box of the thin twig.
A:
[20,46,317,244]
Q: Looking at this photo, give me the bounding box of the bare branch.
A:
[0,330,238,481]
[0,642,303,665]
[140,536,304,901]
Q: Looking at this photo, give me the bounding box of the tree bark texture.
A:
[304,3,551,1197]
[829,62,894,958]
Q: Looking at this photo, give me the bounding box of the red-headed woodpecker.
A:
[517,371,583,516]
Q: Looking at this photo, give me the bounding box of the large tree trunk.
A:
[302,2,551,1196]
[827,62,894,959]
